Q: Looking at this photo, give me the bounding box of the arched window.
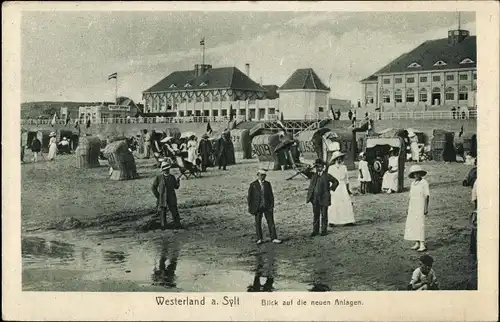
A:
[406,88,415,102]
[445,87,455,101]
[366,91,374,104]
[432,87,441,93]
[394,88,403,103]
[419,88,428,102]
[459,86,469,101]
[383,89,391,103]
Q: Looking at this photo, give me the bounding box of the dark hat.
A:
[420,254,434,266]
[314,158,324,166]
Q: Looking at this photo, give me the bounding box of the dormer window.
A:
[169,84,177,89]
[433,61,447,67]
[184,83,192,88]
[460,58,474,64]
[199,82,208,87]
[408,62,421,68]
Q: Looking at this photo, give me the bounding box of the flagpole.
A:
[115,76,118,104]
[202,38,205,66]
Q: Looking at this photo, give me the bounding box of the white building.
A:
[277,68,330,120]
[360,29,477,112]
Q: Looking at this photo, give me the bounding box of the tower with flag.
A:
[108,72,118,104]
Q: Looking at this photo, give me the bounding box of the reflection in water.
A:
[247,249,276,292]
[152,236,181,288]
[309,283,331,292]
[102,250,128,264]
[22,236,75,261]
[308,261,332,292]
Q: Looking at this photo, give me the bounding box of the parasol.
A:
[160,136,173,143]
[273,139,295,153]
[180,131,196,139]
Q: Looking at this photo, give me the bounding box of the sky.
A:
[21,11,475,104]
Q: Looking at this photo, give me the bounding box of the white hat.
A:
[330,151,345,162]
[257,169,268,175]
[160,161,172,170]
[49,131,56,137]
[408,165,427,178]
[359,152,365,157]
[63,137,67,140]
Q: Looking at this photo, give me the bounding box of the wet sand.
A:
[21,154,477,291]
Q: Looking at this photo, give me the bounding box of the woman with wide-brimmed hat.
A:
[404,165,430,252]
[327,151,356,226]
[47,131,58,160]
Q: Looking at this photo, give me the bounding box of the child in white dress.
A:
[327,151,356,226]
[408,254,439,290]
[382,149,399,193]
[404,165,430,252]
[357,152,372,194]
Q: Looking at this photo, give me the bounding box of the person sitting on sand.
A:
[381,148,399,194]
[407,254,439,290]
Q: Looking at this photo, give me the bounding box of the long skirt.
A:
[328,182,355,225]
[411,142,420,161]
[382,171,398,192]
[47,143,57,160]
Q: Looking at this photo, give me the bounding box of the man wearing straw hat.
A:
[151,160,182,230]
[248,169,281,245]
[306,159,339,237]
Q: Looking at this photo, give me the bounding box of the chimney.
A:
[245,63,250,77]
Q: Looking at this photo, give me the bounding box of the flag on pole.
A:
[200,38,205,46]
[108,72,117,80]
[459,125,464,137]
[276,119,287,132]
[229,105,234,122]
[50,113,57,127]
[206,121,212,134]
[280,111,284,122]
[86,118,91,129]
[65,112,71,126]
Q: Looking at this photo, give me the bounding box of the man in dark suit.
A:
[197,134,213,172]
[216,131,229,170]
[247,169,282,245]
[151,161,182,230]
[306,159,339,237]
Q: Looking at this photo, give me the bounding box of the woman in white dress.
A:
[404,165,430,252]
[186,135,198,164]
[358,152,372,194]
[47,132,58,160]
[382,148,399,194]
[327,151,356,226]
[409,133,420,162]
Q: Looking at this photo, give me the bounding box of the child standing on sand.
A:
[404,165,430,252]
[357,152,371,194]
[408,254,439,290]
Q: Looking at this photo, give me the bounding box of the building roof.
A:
[360,75,378,83]
[279,68,329,91]
[143,67,266,93]
[372,35,476,75]
[262,85,279,99]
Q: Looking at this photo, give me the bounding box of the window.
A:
[169,84,177,89]
[460,58,474,64]
[419,88,428,102]
[459,86,468,100]
[445,87,455,101]
[446,74,455,81]
[432,75,441,82]
[318,107,324,112]
[184,83,192,88]
[459,74,468,81]
[366,91,374,104]
[432,87,441,93]
[395,77,403,84]
[383,78,391,85]
[394,89,403,103]
[433,61,447,66]
[420,76,428,83]
[473,73,477,80]
[408,62,421,68]
[199,82,207,87]
[406,88,415,102]
[383,90,391,103]
[407,77,415,84]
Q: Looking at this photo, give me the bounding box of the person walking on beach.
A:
[143,129,151,158]
[47,131,58,161]
[31,136,42,163]
[216,131,230,170]
[306,159,339,237]
[197,134,212,172]
[327,151,356,227]
[404,165,430,252]
[247,169,282,245]
[151,161,183,230]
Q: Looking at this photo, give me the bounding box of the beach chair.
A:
[175,156,201,179]
[285,150,314,180]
